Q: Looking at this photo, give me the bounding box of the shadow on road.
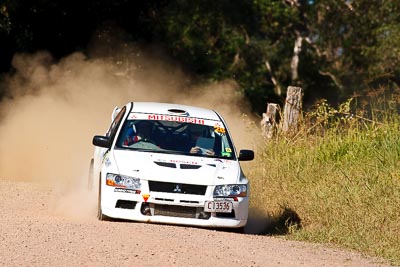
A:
[244,207,302,235]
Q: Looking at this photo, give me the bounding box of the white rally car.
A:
[89,102,254,230]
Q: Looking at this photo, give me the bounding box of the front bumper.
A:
[100,185,249,228]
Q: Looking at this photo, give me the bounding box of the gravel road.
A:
[0,180,391,267]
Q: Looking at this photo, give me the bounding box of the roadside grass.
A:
[246,93,400,265]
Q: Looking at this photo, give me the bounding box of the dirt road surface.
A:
[0,180,390,267]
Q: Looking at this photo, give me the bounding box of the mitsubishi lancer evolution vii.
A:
[89,102,254,230]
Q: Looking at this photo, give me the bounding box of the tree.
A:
[1,0,399,113]
[291,0,400,100]
[155,0,296,112]
[0,1,11,34]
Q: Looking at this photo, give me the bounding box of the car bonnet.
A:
[112,150,241,186]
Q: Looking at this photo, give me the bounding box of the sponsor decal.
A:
[102,151,112,167]
[142,194,150,202]
[221,152,232,157]
[212,197,235,201]
[128,112,221,127]
[114,188,140,194]
[130,114,138,119]
[173,184,182,193]
[148,114,205,124]
[213,123,226,134]
[170,159,199,165]
[104,157,111,167]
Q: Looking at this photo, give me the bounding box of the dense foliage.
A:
[1,0,400,113]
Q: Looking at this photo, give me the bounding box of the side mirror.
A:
[92,135,111,148]
[238,149,254,161]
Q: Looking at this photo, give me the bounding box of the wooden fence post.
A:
[282,86,303,134]
[260,103,280,138]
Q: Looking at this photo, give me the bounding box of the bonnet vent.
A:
[167,108,188,116]
[180,164,202,169]
[154,162,177,168]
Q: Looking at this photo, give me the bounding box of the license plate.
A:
[204,201,233,213]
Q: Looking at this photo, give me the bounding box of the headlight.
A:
[213,184,247,197]
[106,173,141,189]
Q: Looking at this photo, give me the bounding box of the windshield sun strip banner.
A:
[127,113,223,128]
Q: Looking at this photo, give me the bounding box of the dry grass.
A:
[246,91,400,265]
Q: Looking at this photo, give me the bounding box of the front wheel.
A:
[87,159,94,191]
[97,176,108,221]
[222,226,245,234]
[232,227,245,234]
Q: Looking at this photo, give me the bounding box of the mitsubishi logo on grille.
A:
[173,184,183,193]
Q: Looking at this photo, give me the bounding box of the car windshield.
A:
[115,116,235,159]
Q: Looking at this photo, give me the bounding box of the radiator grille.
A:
[154,204,197,218]
[148,181,207,195]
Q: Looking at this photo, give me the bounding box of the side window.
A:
[106,106,126,139]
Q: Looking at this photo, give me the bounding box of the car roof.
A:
[128,102,221,121]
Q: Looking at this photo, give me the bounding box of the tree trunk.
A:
[260,103,280,138]
[291,31,303,82]
[282,86,302,134]
[265,60,282,96]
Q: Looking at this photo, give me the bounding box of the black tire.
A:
[88,159,94,191]
[232,227,245,234]
[222,226,245,234]
[97,176,107,221]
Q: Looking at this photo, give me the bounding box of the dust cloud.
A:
[0,37,261,220]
